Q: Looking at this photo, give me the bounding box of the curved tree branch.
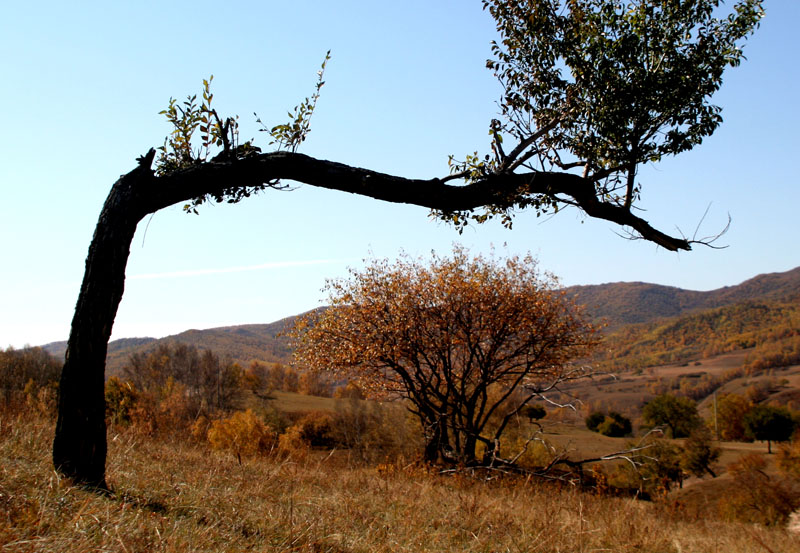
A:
[150,151,691,251]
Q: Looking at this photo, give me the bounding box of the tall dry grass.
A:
[1,406,797,553]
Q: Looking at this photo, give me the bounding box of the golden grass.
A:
[1,409,797,553]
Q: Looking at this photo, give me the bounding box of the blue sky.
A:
[1,1,798,348]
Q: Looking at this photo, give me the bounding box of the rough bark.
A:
[53,151,155,488]
[54,149,691,485]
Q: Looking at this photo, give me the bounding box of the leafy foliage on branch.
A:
[641,393,701,438]
[743,404,796,453]
[155,52,331,213]
[441,0,763,230]
[257,51,330,153]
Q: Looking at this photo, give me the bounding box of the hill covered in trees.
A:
[42,267,800,374]
[596,298,800,372]
[565,266,800,329]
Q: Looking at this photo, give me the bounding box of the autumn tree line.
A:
[119,341,414,459]
[0,343,413,461]
[597,300,800,375]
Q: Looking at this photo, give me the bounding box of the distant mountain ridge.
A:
[565,266,800,329]
[42,267,800,373]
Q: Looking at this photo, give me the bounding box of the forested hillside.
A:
[596,299,800,372]
[567,266,800,329]
[41,267,799,375]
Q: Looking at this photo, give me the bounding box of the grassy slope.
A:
[1,411,797,553]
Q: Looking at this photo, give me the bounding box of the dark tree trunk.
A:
[423,418,451,463]
[53,155,153,488]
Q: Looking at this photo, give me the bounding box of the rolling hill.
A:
[565,266,800,329]
[42,266,800,374]
[43,315,303,374]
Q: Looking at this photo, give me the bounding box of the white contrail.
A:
[129,259,342,280]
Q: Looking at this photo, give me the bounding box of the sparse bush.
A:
[190,414,211,442]
[718,453,798,526]
[615,436,684,497]
[207,409,275,462]
[123,343,242,414]
[278,425,310,458]
[23,378,58,418]
[128,378,199,436]
[598,412,632,437]
[0,346,61,406]
[333,381,365,400]
[298,371,334,397]
[290,411,337,448]
[241,361,267,392]
[586,410,631,437]
[681,425,720,478]
[777,436,800,480]
[105,377,138,427]
[332,398,419,460]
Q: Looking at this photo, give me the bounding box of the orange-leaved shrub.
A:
[207,409,276,462]
[777,437,800,480]
[128,377,199,436]
[105,376,139,427]
[718,453,798,526]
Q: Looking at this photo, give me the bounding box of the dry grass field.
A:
[2,407,797,553]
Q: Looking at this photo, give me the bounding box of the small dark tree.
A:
[681,425,720,478]
[586,410,631,437]
[597,412,632,438]
[523,404,547,424]
[642,394,701,438]
[744,404,796,454]
[52,1,764,486]
[585,411,606,432]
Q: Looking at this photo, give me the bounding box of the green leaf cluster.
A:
[156,75,248,176]
[641,393,701,438]
[442,0,764,228]
[256,50,330,154]
[155,52,331,213]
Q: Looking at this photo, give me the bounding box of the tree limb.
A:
[145,151,691,251]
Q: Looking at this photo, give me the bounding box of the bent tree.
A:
[53,0,763,486]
